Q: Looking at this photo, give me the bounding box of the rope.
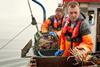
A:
[0,24,31,50]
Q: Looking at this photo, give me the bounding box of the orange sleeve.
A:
[79,34,93,52]
[60,35,66,50]
[41,19,51,33]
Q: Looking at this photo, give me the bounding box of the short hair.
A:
[55,7,63,13]
[67,1,79,8]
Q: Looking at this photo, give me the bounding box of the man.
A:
[41,7,65,37]
[55,1,93,62]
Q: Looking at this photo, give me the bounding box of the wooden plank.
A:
[21,39,32,57]
[28,56,100,67]
[97,8,100,42]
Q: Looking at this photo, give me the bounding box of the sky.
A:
[0,0,62,49]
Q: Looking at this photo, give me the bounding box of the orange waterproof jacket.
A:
[41,15,65,37]
[60,18,93,57]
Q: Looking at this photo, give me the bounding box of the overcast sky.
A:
[0,0,62,47]
[0,0,62,21]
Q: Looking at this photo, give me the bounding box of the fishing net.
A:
[33,32,59,56]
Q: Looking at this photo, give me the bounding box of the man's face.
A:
[67,6,80,22]
[55,11,63,19]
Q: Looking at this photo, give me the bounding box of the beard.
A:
[70,17,78,22]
